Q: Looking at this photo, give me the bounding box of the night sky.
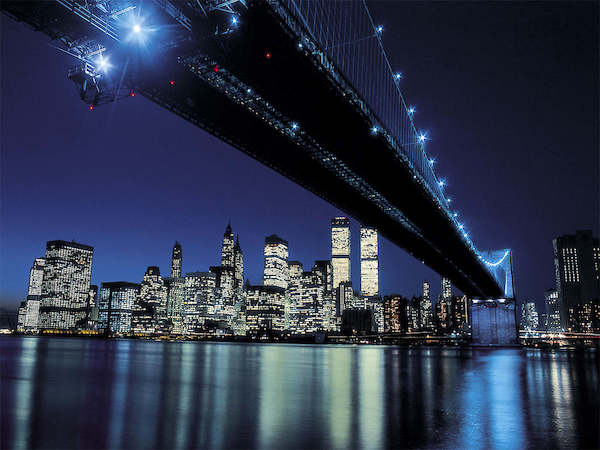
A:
[1,2,597,312]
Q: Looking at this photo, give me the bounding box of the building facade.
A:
[263,235,289,290]
[171,241,182,278]
[360,226,379,297]
[331,217,351,291]
[39,240,94,330]
[98,282,139,334]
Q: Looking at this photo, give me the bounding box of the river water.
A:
[1,337,598,449]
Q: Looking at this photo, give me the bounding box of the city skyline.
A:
[1,2,598,315]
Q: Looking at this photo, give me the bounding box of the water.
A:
[1,337,598,449]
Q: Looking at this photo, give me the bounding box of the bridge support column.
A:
[470,299,519,346]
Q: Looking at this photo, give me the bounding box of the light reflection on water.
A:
[1,337,598,449]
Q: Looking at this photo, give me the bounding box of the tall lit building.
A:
[451,295,469,333]
[246,285,286,334]
[360,226,379,297]
[420,281,434,330]
[98,282,139,334]
[553,230,600,329]
[221,223,235,267]
[520,301,539,331]
[17,258,47,332]
[233,236,244,289]
[436,296,451,333]
[171,241,182,278]
[441,277,452,299]
[39,240,94,330]
[544,289,561,331]
[263,235,289,290]
[132,266,169,334]
[384,295,403,333]
[331,217,351,291]
[182,271,217,334]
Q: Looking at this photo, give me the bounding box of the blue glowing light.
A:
[291,122,299,131]
[480,249,510,267]
[394,72,402,80]
[133,24,141,33]
[419,133,427,143]
[371,126,379,134]
[453,212,458,217]
[429,158,435,166]
[376,25,383,33]
[298,42,303,49]
[97,56,110,72]
[447,197,452,203]
[438,179,445,187]
[458,224,464,229]
[408,106,416,114]
[231,16,238,25]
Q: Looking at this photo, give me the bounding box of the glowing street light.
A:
[133,23,141,33]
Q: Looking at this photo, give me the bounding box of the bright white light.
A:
[298,42,303,48]
[438,179,445,187]
[463,232,469,238]
[419,133,427,142]
[97,56,110,71]
[394,72,402,80]
[408,106,415,114]
[447,197,452,203]
[429,158,435,166]
[376,25,383,33]
[231,16,238,25]
[458,224,464,229]
[371,126,379,134]
[453,212,458,217]
[291,122,299,130]
[133,24,141,33]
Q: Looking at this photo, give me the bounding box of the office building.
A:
[131,266,169,334]
[171,241,182,278]
[331,217,350,291]
[442,277,452,299]
[246,285,286,334]
[182,271,216,334]
[545,289,561,331]
[420,281,434,330]
[263,235,289,290]
[553,230,600,329]
[98,282,139,334]
[520,301,539,331]
[360,226,379,296]
[39,240,94,330]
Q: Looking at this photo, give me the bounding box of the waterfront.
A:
[1,337,599,449]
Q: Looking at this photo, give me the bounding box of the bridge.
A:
[2,0,513,299]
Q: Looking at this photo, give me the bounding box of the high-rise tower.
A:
[221,223,235,267]
[331,217,351,291]
[263,235,289,290]
[441,277,452,300]
[171,241,182,278]
[360,226,379,296]
[234,236,244,288]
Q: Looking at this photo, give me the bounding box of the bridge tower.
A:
[470,249,519,346]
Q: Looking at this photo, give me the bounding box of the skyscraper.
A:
[221,223,235,267]
[39,240,94,330]
[360,226,379,297]
[520,301,539,331]
[553,230,600,329]
[171,241,182,278]
[17,258,47,332]
[420,281,434,330]
[442,277,452,299]
[263,235,289,290]
[545,288,561,331]
[331,217,351,291]
[28,258,46,297]
[234,236,244,288]
[132,266,169,334]
[98,282,139,335]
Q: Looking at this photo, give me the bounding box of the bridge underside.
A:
[2,1,503,298]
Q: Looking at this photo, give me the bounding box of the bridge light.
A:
[394,72,402,80]
[169,80,175,86]
[265,51,272,59]
[458,224,464,229]
[376,25,383,33]
[370,126,379,134]
[429,158,435,166]
[291,122,299,131]
[438,179,445,187]
[463,232,469,238]
[453,212,458,217]
[133,23,141,33]
[447,197,452,203]
[97,55,110,72]
[88,104,94,111]
[231,16,238,25]
[419,133,427,143]
[129,91,135,97]
[247,88,252,94]
[408,106,415,115]
[298,42,303,49]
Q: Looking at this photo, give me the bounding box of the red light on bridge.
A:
[169,80,175,86]
[265,51,271,59]
[213,64,219,73]
[88,104,94,111]
[129,91,136,97]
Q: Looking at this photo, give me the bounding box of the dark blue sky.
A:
[1,2,598,311]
